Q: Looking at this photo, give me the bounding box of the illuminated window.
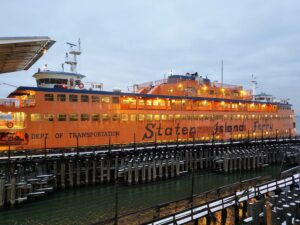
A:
[44,114,55,122]
[122,99,130,104]
[138,114,145,121]
[102,96,110,103]
[31,114,41,122]
[81,113,90,121]
[69,95,78,102]
[168,114,174,120]
[154,114,160,121]
[102,114,110,121]
[138,99,144,106]
[161,114,167,120]
[175,114,181,120]
[146,114,153,121]
[112,114,120,121]
[92,96,100,103]
[81,95,89,102]
[57,94,66,102]
[91,114,100,121]
[181,115,187,120]
[44,94,54,101]
[69,114,78,121]
[121,114,128,121]
[130,114,137,121]
[146,100,152,106]
[57,114,66,121]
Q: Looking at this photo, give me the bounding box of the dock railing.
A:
[93,167,300,225]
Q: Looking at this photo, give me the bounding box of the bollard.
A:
[264,201,272,225]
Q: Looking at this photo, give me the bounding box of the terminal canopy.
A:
[0,36,55,74]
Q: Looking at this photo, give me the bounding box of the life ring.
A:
[78,83,84,89]
[6,122,14,128]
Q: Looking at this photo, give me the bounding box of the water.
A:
[0,165,290,225]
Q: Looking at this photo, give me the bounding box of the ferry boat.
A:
[0,41,296,150]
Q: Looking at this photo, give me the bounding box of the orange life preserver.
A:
[78,83,84,89]
[6,122,14,128]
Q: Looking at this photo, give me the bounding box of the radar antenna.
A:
[65,38,81,73]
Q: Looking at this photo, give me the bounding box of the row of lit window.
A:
[30,113,293,122]
[43,93,292,112]
[44,94,115,103]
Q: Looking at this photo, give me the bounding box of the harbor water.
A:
[0,164,293,225]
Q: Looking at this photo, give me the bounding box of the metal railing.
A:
[92,168,300,225]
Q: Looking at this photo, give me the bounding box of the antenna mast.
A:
[251,74,258,99]
[65,38,81,73]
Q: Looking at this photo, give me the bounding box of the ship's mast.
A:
[65,38,81,73]
[251,74,258,99]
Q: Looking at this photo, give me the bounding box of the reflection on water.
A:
[0,165,288,225]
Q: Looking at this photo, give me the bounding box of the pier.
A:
[0,138,299,208]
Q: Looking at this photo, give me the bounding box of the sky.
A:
[1,0,300,114]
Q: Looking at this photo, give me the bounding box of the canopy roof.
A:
[0,36,55,74]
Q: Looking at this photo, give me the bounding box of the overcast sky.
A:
[1,0,300,114]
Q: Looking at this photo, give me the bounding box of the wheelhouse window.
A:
[81,95,89,102]
[57,94,66,102]
[92,96,100,103]
[81,113,90,121]
[69,95,78,102]
[69,114,78,121]
[44,94,54,101]
[58,114,67,121]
